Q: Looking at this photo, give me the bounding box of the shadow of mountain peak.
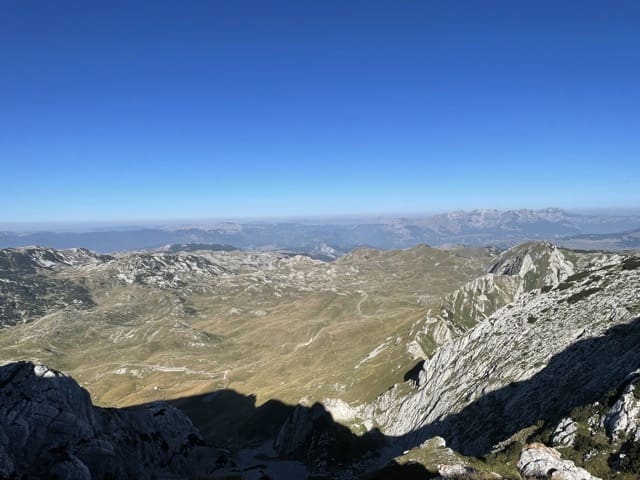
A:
[135,317,640,476]
[162,388,402,478]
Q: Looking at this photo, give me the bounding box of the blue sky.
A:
[1,1,639,223]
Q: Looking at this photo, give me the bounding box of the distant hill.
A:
[557,227,640,251]
[1,208,639,253]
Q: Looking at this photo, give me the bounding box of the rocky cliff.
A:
[367,253,639,451]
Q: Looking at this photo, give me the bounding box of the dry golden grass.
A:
[0,245,495,438]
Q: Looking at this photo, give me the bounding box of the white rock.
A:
[518,443,601,480]
[604,375,640,441]
[552,417,578,447]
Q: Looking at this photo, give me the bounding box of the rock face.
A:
[275,404,320,458]
[412,275,520,363]
[0,248,102,326]
[274,402,381,469]
[517,443,601,480]
[551,417,578,447]
[436,463,501,479]
[488,241,575,289]
[604,373,640,441]
[418,242,581,348]
[440,273,522,328]
[365,254,640,456]
[0,361,217,479]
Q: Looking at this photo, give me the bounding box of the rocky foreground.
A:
[0,361,220,479]
[0,361,613,480]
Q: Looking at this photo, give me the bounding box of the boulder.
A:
[552,417,578,447]
[518,443,600,480]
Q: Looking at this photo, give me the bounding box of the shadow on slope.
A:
[137,317,640,475]
[401,316,640,456]
[168,389,403,476]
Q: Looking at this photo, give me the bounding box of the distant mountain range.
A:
[1,208,639,253]
[557,228,640,251]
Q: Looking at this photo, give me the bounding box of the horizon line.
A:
[2,205,640,233]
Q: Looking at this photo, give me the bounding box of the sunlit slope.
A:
[0,244,494,408]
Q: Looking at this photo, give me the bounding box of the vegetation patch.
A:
[615,438,640,473]
[476,439,523,479]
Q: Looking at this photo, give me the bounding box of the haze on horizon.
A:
[2,1,639,224]
[1,206,640,234]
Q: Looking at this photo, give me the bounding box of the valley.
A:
[0,245,495,409]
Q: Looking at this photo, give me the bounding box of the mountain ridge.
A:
[2,208,639,253]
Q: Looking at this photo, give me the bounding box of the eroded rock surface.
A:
[552,417,578,447]
[518,443,601,480]
[604,374,640,442]
[0,361,218,479]
[365,255,640,456]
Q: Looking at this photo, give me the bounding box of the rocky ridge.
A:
[365,254,639,451]
[411,242,589,357]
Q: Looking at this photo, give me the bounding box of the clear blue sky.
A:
[1,1,639,223]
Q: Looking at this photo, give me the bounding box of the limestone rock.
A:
[437,463,501,479]
[365,256,640,456]
[275,404,317,457]
[604,374,640,441]
[488,242,574,288]
[0,361,218,479]
[552,417,578,447]
[518,443,601,480]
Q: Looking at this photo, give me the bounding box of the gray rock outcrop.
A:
[436,463,501,479]
[488,242,574,288]
[365,256,640,456]
[604,374,640,441]
[517,443,601,480]
[551,417,578,447]
[0,361,219,479]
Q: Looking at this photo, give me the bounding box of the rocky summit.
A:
[0,242,639,479]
